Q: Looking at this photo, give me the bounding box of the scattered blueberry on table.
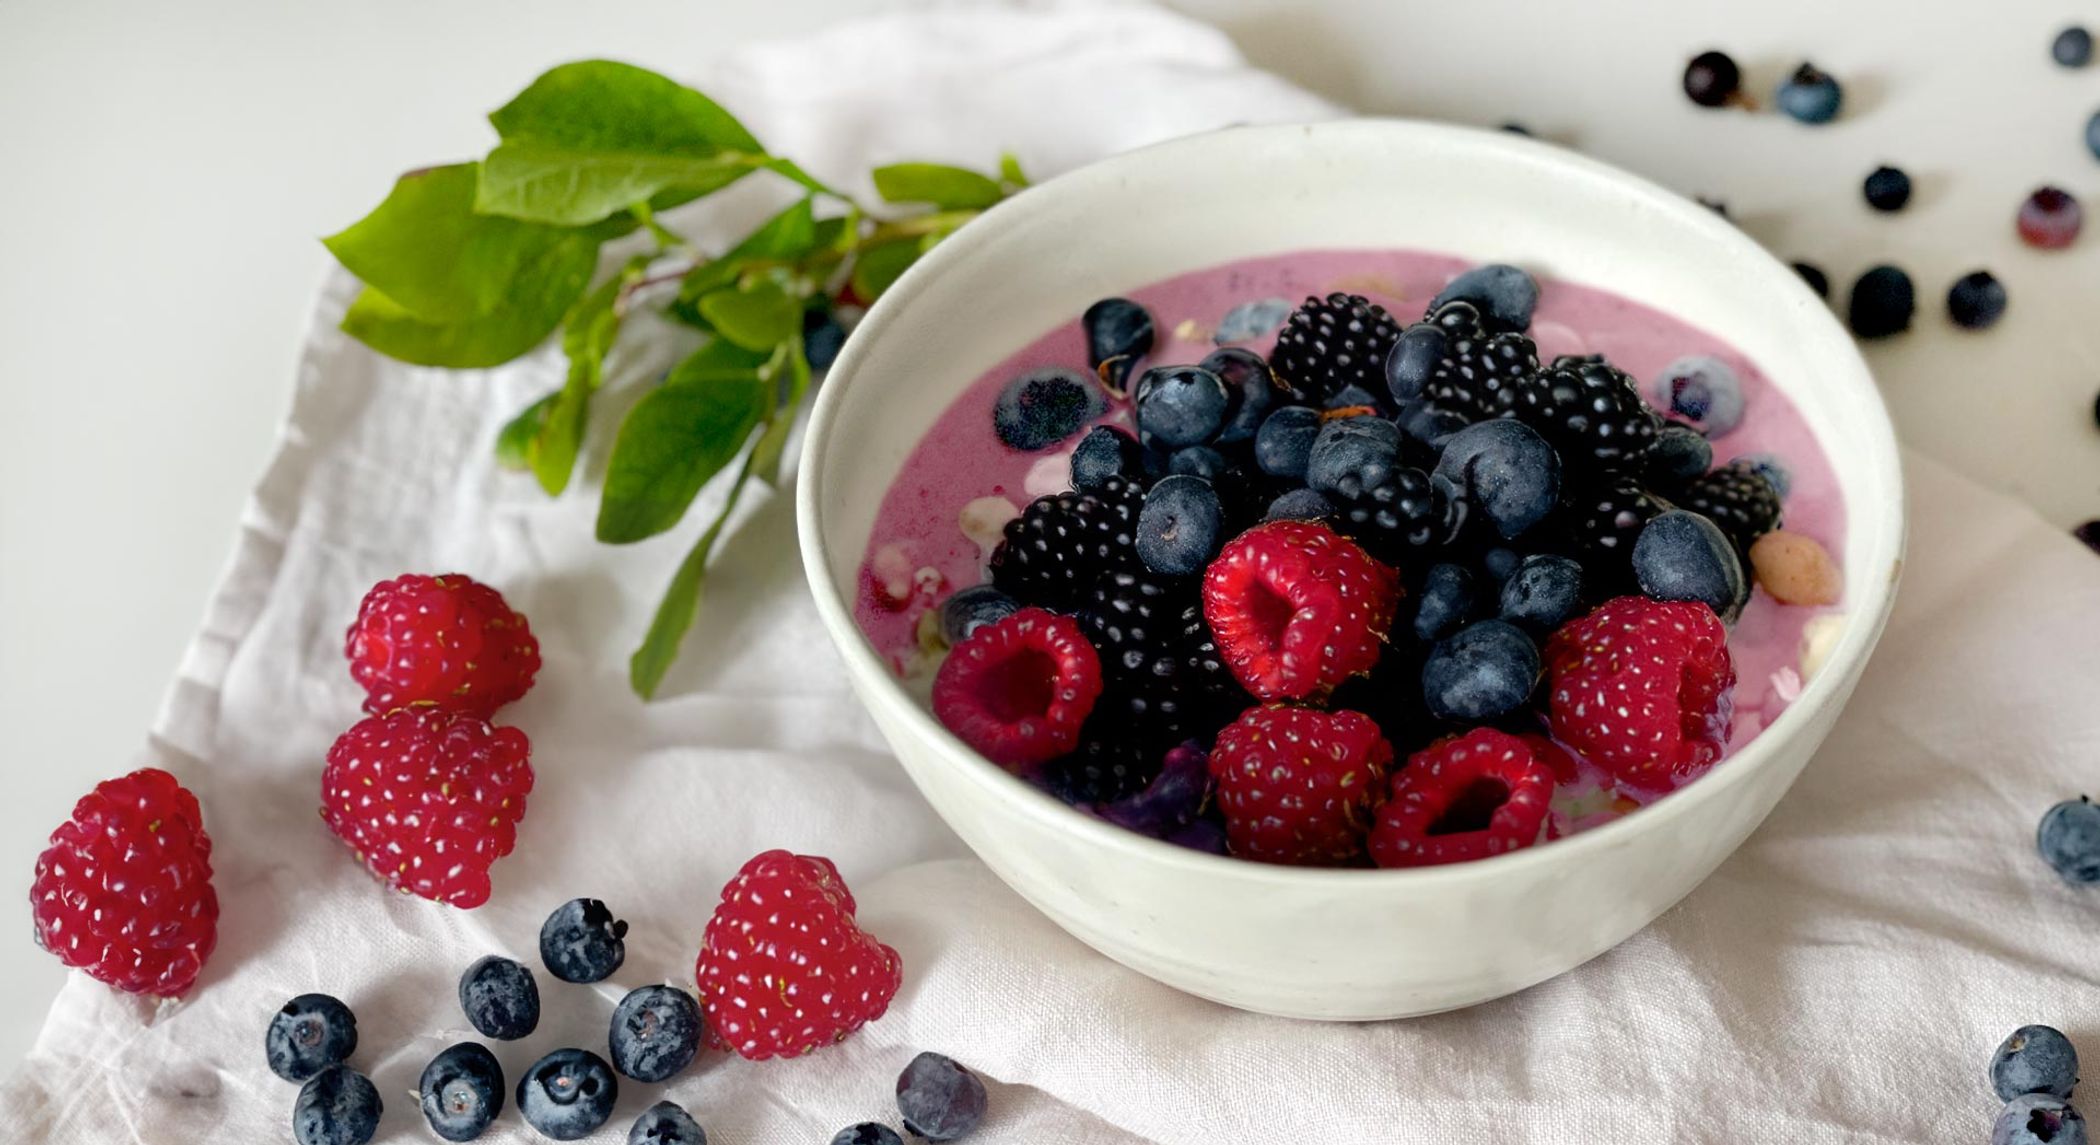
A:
[2037,796,2100,884]
[629,1100,708,1145]
[1993,1026,2081,1101]
[1847,265,1916,338]
[266,993,359,1083]
[2085,110,2100,161]
[1776,62,1843,123]
[1947,271,2009,331]
[419,1042,505,1143]
[1683,49,1744,108]
[1864,165,1913,212]
[831,1125,906,1145]
[539,897,628,984]
[294,1065,382,1145]
[2054,25,2093,68]
[459,955,541,1041]
[897,1052,990,1141]
[608,985,704,1083]
[517,1048,619,1141]
[1992,1094,2088,1145]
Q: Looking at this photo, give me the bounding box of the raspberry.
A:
[987,476,1143,610]
[1269,293,1403,404]
[345,573,540,718]
[931,607,1102,767]
[320,708,535,908]
[1202,520,1400,700]
[1412,301,1541,420]
[694,850,901,1060]
[1543,596,1736,789]
[1209,706,1394,865]
[1676,460,1783,553]
[30,767,218,997]
[1370,729,1555,868]
[1497,355,1658,471]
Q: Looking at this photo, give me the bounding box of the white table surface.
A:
[2,0,2095,1073]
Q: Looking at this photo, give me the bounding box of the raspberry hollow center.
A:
[1427,778,1511,836]
[1241,581,1297,651]
[980,649,1058,721]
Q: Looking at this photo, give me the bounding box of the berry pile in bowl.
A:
[798,120,1904,1019]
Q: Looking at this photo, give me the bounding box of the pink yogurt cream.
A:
[853,249,1845,831]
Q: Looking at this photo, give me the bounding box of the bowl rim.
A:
[796,117,1907,889]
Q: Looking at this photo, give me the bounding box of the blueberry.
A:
[1324,383,1388,413]
[1070,425,1144,491]
[539,898,627,984]
[2055,25,2093,68]
[940,585,1019,644]
[1428,264,1539,333]
[1385,322,1446,403]
[294,1065,382,1145]
[1098,741,1212,835]
[1168,446,1228,481]
[1863,165,1911,212]
[1136,474,1224,576]
[1682,50,1742,108]
[419,1042,505,1142]
[2079,520,2100,555]
[2087,111,2100,162]
[1654,356,1745,436]
[1646,423,1714,486]
[1993,1025,2082,1100]
[1480,546,1522,586]
[803,307,847,371]
[1776,62,1843,124]
[1201,347,1278,445]
[1993,1094,2089,1145]
[1214,297,1290,345]
[1499,554,1583,631]
[1254,406,1322,478]
[1265,487,1336,522]
[1422,619,1541,721]
[2038,797,2100,884]
[1082,298,1154,392]
[1848,265,1916,339]
[1135,365,1231,448]
[2018,187,2085,250]
[1632,510,1747,622]
[630,1101,708,1145]
[1499,121,1532,136]
[1733,453,1792,499]
[1793,262,1830,299]
[1413,563,1478,642]
[266,993,359,1082]
[517,1048,619,1142]
[1948,270,2009,330]
[1431,419,1562,539]
[1305,415,1402,499]
[993,367,1105,451]
[831,1125,905,1145]
[1396,400,1469,448]
[608,985,702,1083]
[896,1051,989,1141]
[459,955,540,1041]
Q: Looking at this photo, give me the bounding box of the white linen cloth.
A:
[9,3,2100,1142]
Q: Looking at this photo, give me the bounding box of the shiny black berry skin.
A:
[1677,461,1783,553]
[1847,264,1915,338]
[1496,356,1657,472]
[1077,572,1236,750]
[1083,297,1155,393]
[989,476,1143,609]
[1563,475,1671,586]
[1863,165,1912,212]
[1334,467,1460,556]
[1269,292,1402,404]
[1392,301,1540,421]
[1683,50,1742,107]
[1947,270,2008,330]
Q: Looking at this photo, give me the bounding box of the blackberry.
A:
[1269,292,1402,404]
[988,475,1143,609]
[1078,572,1242,745]
[1333,467,1460,557]
[1046,734,1158,805]
[1407,301,1540,421]
[1677,460,1782,552]
[1497,356,1657,472]
[1564,475,1671,580]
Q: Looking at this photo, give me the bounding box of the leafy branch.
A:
[322,60,1026,698]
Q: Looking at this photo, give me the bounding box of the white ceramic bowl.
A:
[796,119,1904,1020]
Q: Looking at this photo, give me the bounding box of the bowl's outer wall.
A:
[799,120,1905,1019]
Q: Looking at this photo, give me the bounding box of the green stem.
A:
[629,201,684,250]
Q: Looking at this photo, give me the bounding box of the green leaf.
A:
[325,163,591,323]
[595,361,768,543]
[850,240,923,303]
[761,156,835,198]
[871,162,1003,210]
[475,59,766,226]
[698,281,800,351]
[496,393,556,470]
[750,340,811,486]
[525,257,645,494]
[664,337,771,384]
[998,151,1029,188]
[339,227,598,368]
[628,456,757,698]
[676,198,819,304]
